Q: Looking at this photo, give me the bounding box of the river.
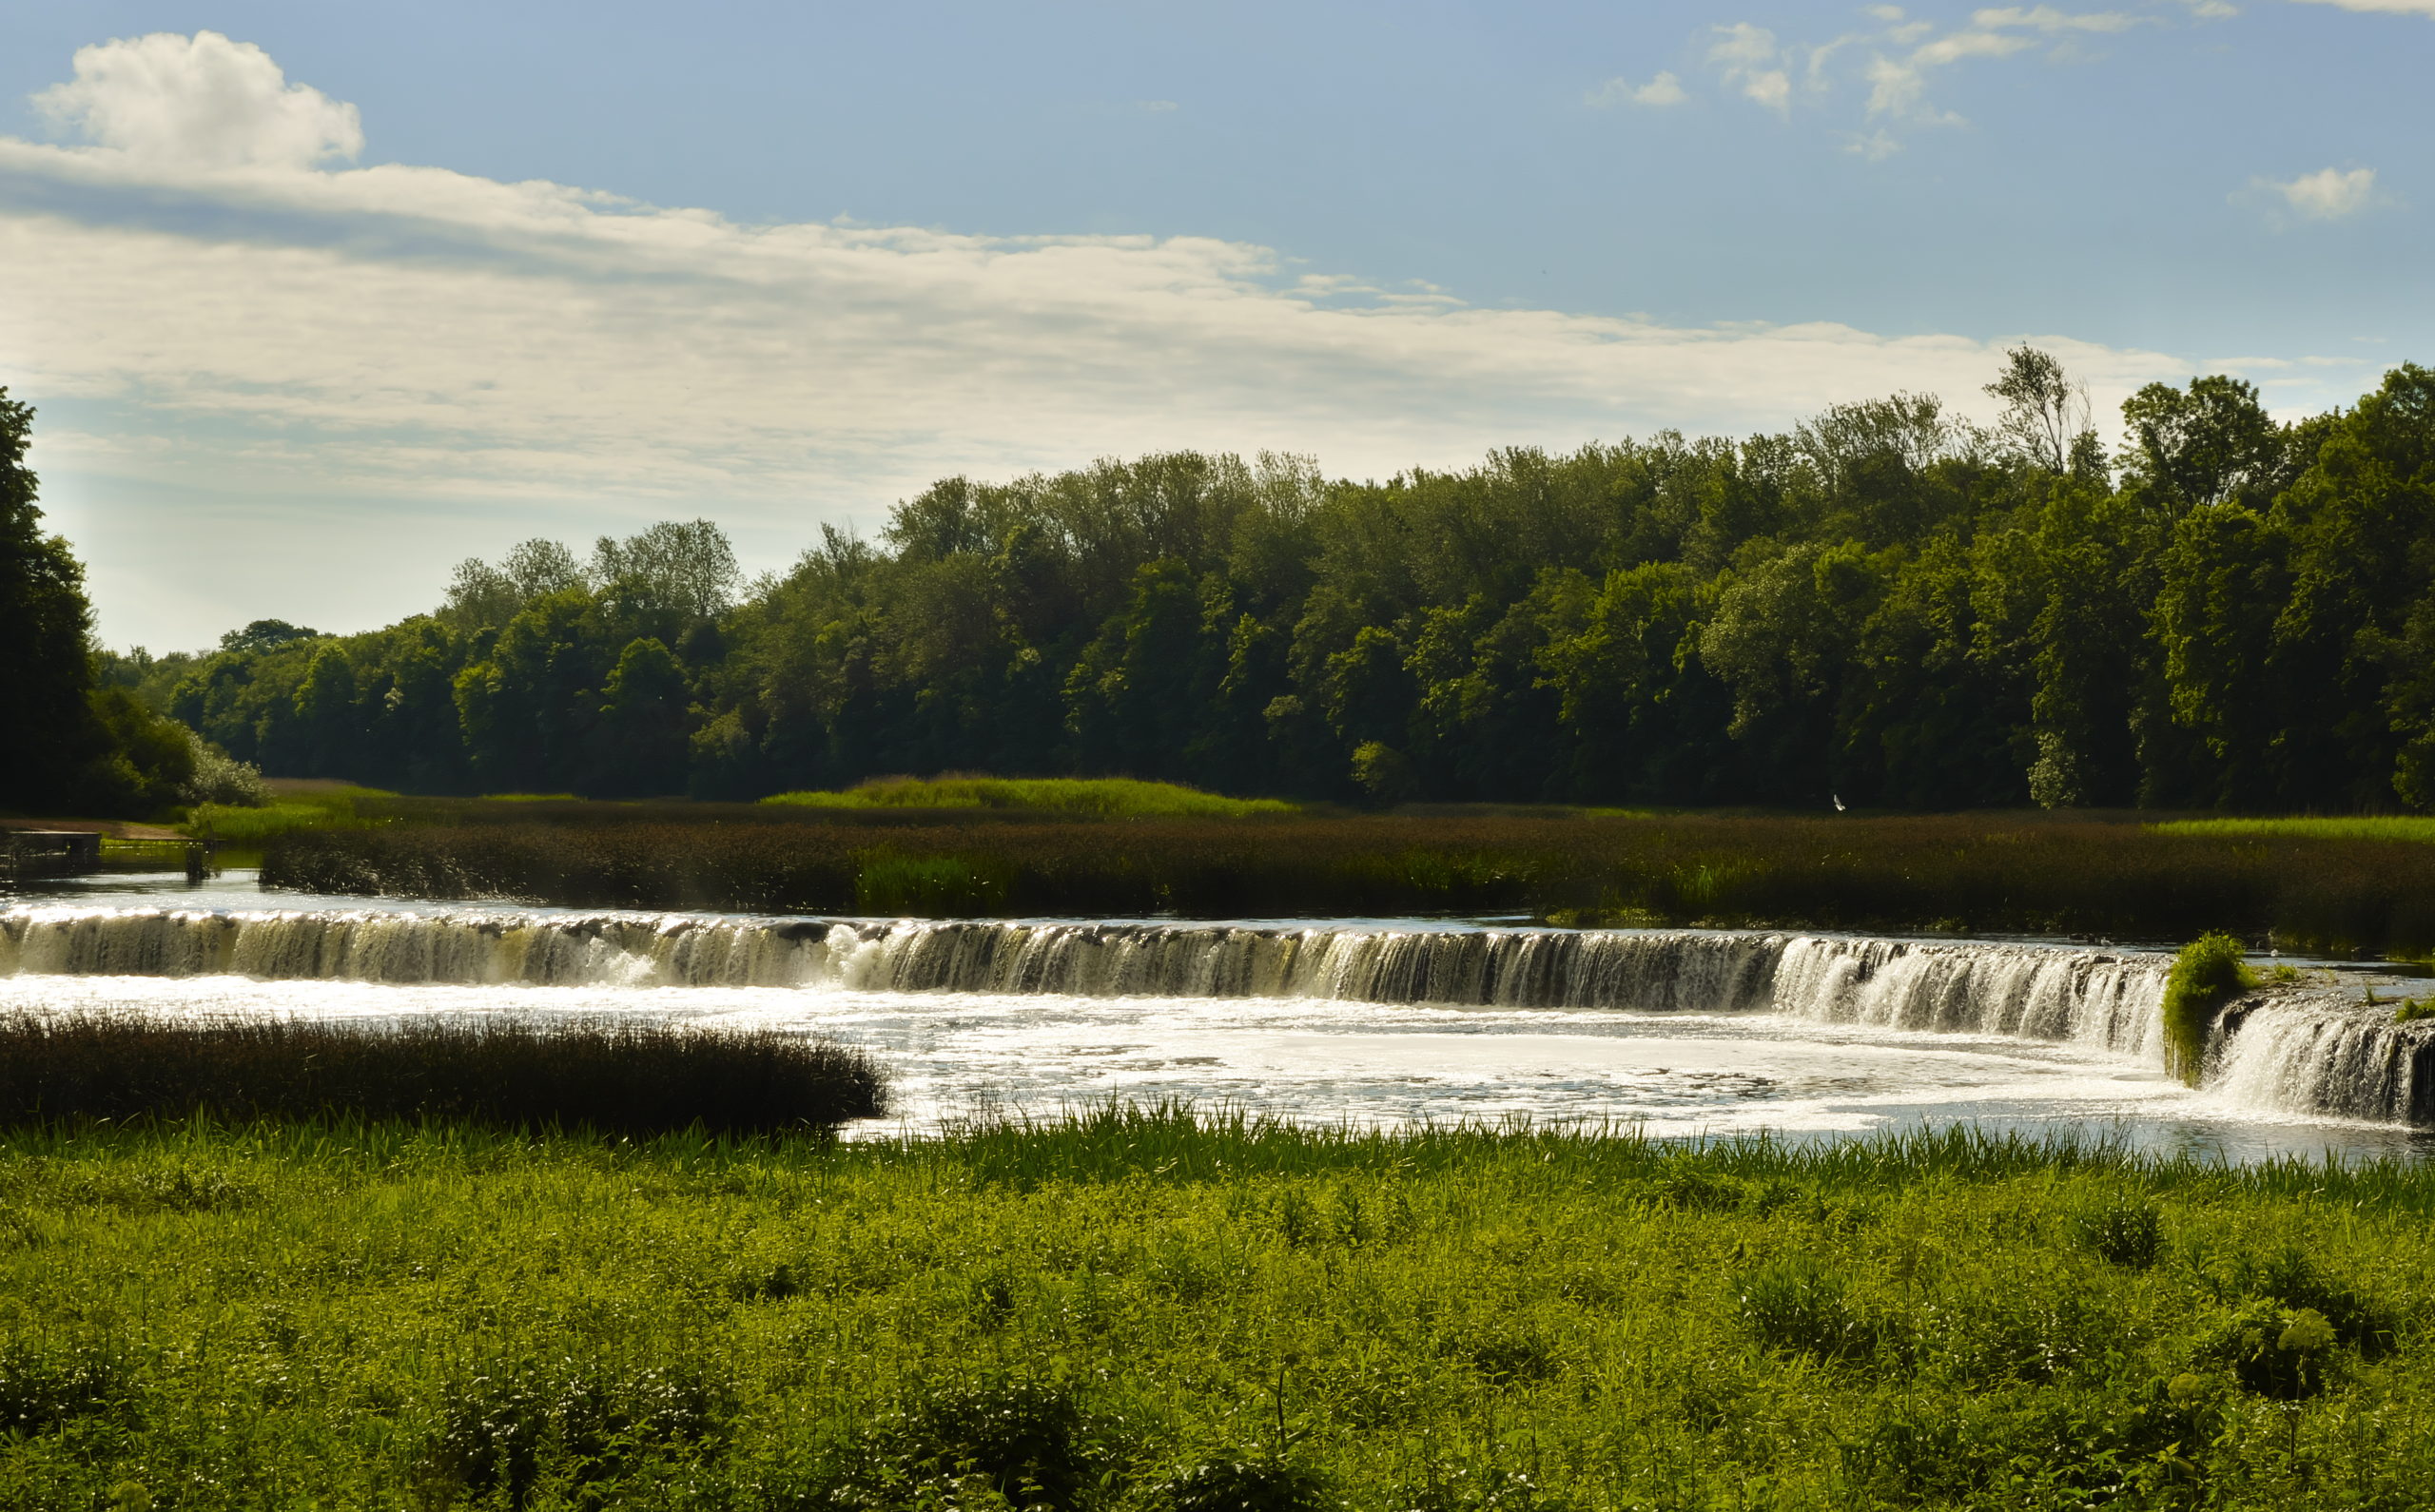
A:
[6,870,2430,1162]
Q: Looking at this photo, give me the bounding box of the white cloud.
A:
[0,35,2192,582]
[1587,70,1686,107]
[2251,165,2381,220]
[33,30,361,170]
[1967,7,2139,33]
[1707,25,1796,113]
[2289,0,2435,14]
[1700,6,2147,142]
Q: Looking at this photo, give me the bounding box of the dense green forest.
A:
[94,353,2435,811]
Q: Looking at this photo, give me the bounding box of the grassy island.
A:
[5,1111,2434,1509]
[265,808,2435,957]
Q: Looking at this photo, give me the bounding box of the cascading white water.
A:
[2,903,2156,1032]
[10,901,2427,1128]
[2207,998,2435,1126]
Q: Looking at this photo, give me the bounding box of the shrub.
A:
[2231,1244,2396,1354]
[176,728,268,808]
[2160,934,2254,1086]
[2206,1303,2340,1400]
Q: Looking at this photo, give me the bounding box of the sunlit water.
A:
[5,871,2430,1163]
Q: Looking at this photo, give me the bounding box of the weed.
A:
[0,1337,127,1436]
[1156,1459,1336,1512]
[1736,1257,1878,1365]
[431,1358,729,1506]
[2075,1196,2164,1269]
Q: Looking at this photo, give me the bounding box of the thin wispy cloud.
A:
[2288,0,2435,15]
[1685,5,2163,151]
[1586,70,1686,107]
[0,32,2192,517]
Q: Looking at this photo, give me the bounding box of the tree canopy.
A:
[123,358,2435,812]
[0,389,193,814]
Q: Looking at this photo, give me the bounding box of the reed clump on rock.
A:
[2160,933,2257,1085]
[0,1015,886,1133]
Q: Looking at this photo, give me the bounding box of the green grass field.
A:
[764,776,1299,819]
[4,1109,2433,1509]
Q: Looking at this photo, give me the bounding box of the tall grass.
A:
[2154,817,2435,844]
[183,784,392,843]
[5,1112,2435,1507]
[764,774,1299,818]
[267,811,2435,953]
[0,1015,885,1133]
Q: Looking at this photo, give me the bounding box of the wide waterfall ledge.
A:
[5,903,2429,1129]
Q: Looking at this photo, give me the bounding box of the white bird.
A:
[1832,793,1846,813]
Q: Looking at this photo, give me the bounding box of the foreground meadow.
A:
[5,1111,2434,1510]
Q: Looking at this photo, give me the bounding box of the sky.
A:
[0,1,2426,651]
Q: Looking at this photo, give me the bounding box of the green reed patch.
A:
[2154,816,2435,845]
[268,810,2435,955]
[0,1015,884,1134]
[767,775,1299,818]
[2,1113,2435,1507]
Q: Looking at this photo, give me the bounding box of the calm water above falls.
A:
[5,872,2430,1162]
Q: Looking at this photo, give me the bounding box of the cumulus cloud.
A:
[33,30,361,169]
[0,34,2192,536]
[1587,70,1687,107]
[2250,165,2382,221]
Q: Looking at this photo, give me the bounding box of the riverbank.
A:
[2,1113,2431,1508]
[263,811,2435,956]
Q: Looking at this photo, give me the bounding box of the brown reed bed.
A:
[263,812,2435,956]
[0,1015,886,1133]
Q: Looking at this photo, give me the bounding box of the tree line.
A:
[70,353,2435,812]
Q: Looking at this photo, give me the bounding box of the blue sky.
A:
[0,0,2426,649]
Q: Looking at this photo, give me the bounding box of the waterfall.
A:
[2208,998,2435,1125]
[12,901,2425,1125]
[2,903,2155,1032]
